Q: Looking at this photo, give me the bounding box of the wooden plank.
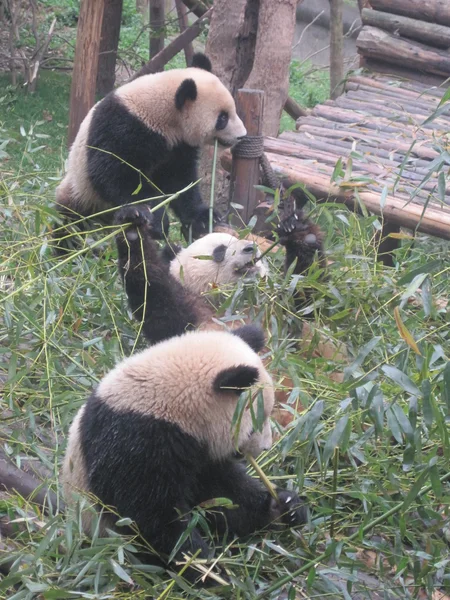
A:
[356,26,450,78]
[229,89,265,226]
[68,0,106,146]
[368,0,450,28]
[365,59,448,88]
[361,8,450,49]
[346,75,446,99]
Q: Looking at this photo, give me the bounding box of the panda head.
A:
[169,232,268,295]
[96,329,274,460]
[118,53,246,149]
[174,53,247,147]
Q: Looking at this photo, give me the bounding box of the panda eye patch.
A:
[216,111,229,131]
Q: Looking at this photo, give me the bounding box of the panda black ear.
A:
[212,244,227,263]
[214,366,259,395]
[191,53,212,72]
[232,325,265,353]
[175,79,197,110]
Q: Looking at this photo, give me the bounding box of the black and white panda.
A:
[62,326,307,582]
[54,53,246,248]
[114,204,326,346]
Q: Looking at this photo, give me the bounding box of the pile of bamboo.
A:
[357,0,450,81]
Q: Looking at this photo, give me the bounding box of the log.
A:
[346,74,446,100]
[229,89,265,226]
[286,126,440,161]
[356,26,450,78]
[361,9,450,49]
[0,451,59,510]
[344,83,442,111]
[330,95,450,127]
[362,58,447,87]
[368,0,450,28]
[68,0,106,146]
[284,95,310,120]
[131,8,212,78]
[311,104,449,133]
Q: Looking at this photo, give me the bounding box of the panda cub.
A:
[63,327,307,582]
[114,204,325,346]
[54,53,246,248]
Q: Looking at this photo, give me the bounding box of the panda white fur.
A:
[54,53,246,247]
[168,231,268,295]
[62,327,307,582]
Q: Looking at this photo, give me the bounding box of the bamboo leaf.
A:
[394,307,421,355]
[382,365,421,396]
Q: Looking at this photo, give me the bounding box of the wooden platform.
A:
[256,74,450,239]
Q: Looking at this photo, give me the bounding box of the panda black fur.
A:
[62,327,307,583]
[54,53,246,248]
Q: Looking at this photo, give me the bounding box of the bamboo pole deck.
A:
[222,73,450,240]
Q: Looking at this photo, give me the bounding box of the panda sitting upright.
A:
[62,325,308,584]
[54,53,246,249]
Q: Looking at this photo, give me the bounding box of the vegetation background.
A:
[0,1,449,599]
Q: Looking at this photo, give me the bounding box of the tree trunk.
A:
[245,0,298,136]
[357,0,370,14]
[369,0,450,27]
[136,0,148,19]
[96,0,123,97]
[356,25,450,77]
[150,0,165,62]
[329,0,344,99]
[175,0,194,66]
[361,8,450,49]
[204,0,257,94]
[68,0,106,146]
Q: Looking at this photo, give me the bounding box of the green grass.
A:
[280,60,329,133]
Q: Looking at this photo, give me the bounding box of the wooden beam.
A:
[68,0,106,147]
[361,8,450,49]
[356,26,450,78]
[368,0,450,27]
[229,88,265,226]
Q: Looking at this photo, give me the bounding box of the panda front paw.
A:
[277,210,323,251]
[270,490,308,528]
[114,205,154,242]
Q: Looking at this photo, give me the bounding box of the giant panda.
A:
[62,326,307,584]
[54,53,246,250]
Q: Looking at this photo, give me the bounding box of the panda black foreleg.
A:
[199,460,307,538]
[114,205,207,344]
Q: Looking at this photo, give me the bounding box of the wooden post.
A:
[329,0,344,99]
[175,0,194,66]
[229,89,265,227]
[68,0,106,147]
[150,0,165,63]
